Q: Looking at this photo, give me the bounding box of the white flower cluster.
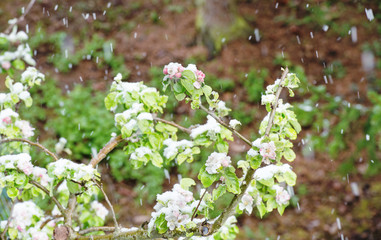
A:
[21,67,45,87]
[115,102,153,133]
[253,164,292,181]
[272,184,291,205]
[130,146,152,161]
[48,158,98,182]
[91,200,109,220]
[248,138,277,164]
[163,138,193,159]
[0,153,52,187]
[149,184,200,231]
[205,152,231,174]
[0,201,50,240]
[0,26,35,68]
[190,115,221,140]
[215,101,230,117]
[0,108,18,128]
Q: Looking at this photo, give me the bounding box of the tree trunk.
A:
[196,0,250,57]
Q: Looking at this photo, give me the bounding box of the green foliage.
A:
[242,68,268,103]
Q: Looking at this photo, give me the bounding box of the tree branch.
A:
[0,138,58,161]
[29,180,66,219]
[191,189,207,221]
[211,67,289,233]
[78,226,116,235]
[199,105,252,147]
[153,116,191,134]
[4,0,36,34]
[93,180,119,230]
[89,135,124,167]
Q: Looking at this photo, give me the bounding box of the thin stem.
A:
[0,199,15,240]
[199,105,252,147]
[29,180,66,219]
[78,226,116,235]
[191,189,207,221]
[265,67,289,137]
[153,116,191,134]
[39,215,63,230]
[93,180,119,230]
[5,0,36,34]
[0,138,58,161]
[211,67,289,233]
[89,135,124,167]
[65,194,77,226]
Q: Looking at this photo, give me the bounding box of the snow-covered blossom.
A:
[8,201,44,232]
[247,148,259,157]
[205,152,231,174]
[114,73,122,82]
[0,153,33,175]
[238,193,254,214]
[216,101,230,116]
[253,164,292,180]
[48,158,98,182]
[229,119,241,129]
[259,141,276,163]
[91,201,109,220]
[137,112,153,121]
[190,115,221,140]
[55,137,68,154]
[32,167,52,187]
[130,146,152,160]
[252,137,263,149]
[261,93,276,105]
[28,228,49,240]
[163,138,193,159]
[15,120,35,138]
[273,185,291,205]
[20,67,45,86]
[149,184,196,232]
[1,61,11,70]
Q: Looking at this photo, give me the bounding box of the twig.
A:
[39,215,63,230]
[89,135,124,167]
[29,180,66,219]
[0,199,15,240]
[78,226,116,235]
[5,0,36,34]
[199,105,252,147]
[191,189,207,221]
[210,67,289,233]
[265,67,289,137]
[0,138,58,161]
[93,180,119,230]
[153,116,191,134]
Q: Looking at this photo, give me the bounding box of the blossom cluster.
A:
[190,115,221,140]
[47,158,99,182]
[205,152,231,174]
[0,25,36,72]
[163,138,194,161]
[0,153,52,188]
[0,201,52,240]
[148,184,202,232]
[163,63,206,89]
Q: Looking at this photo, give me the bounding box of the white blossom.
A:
[254,164,292,180]
[229,119,241,129]
[205,152,231,174]
[163,138,193,159]
[15,120,35,138]
[238,193,254,214]
[91,201,109,220]
[190,115,221,140]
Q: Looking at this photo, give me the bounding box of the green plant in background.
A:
[242,68,267,103]
[29,30,130,77]
[323,60,347,79]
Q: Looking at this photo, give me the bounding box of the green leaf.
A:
[248,154,262,170]
[182,70,196,82]
[104,92,118,110]
[180,178,196,190]
[202,85,212,97]
[6,187,18,199]
[283,170,297,186]
[283,148,296,162]
[222,167,240,194]
[285,127,297,140]
[155,213,168,234]
[12,59,25,70]
[277,204,286,215]
[259,178,274,187]
[216,139,229,153]
[8,228,18,240]
[212,184,227,201]
[257,202,267,218]
[67,180,81,194]
[266,198,277,212]
[289,118,301,133]
[175,93,186,101]
[151,151,163,168]
[24,97,33,107]
[198,166,219,188]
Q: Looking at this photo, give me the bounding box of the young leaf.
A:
[180,178,196,190]
[222,167,240,194]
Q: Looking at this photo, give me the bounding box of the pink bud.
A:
[163,68,168,75]
[175,72,182,78]
[178,66,184,72]
[1,61,11,70]
[2,116,11,125]
[193,81,201,89]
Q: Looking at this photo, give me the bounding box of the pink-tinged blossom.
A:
[17,156,33,175]
[1,61,11,70]
[193,81,201,89]
[91,201,109,220]
[196,70,205,82]
[205,152,231,174]
[0,108,18,127]
[32,167,52,187]
[274,185,291,205]
[260,141,276,163]
[163,62,184,79]
[15,120,35,138]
